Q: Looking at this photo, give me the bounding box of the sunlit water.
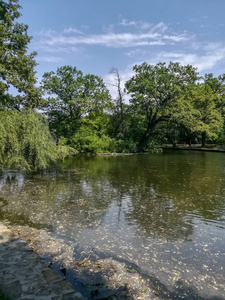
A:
[0,150,225,299]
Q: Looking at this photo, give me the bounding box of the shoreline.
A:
[76,146,225,157]
[1,222,161,300]
[162,146,225,153]
[0,221,86,300]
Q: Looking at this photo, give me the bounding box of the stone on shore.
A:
[0,222,86,300]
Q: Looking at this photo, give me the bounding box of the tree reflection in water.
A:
[0,151,225,298]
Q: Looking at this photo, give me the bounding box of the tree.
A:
[125,62,198,151]
[0,0,42,109]
[0,109,57,170]
[41,66,111,140]
[186,83,224,147]
[204,73,225,95]
[0,1,74,171]
[203,73,225,117]
[71,111,116,153]
[109,68,127,138]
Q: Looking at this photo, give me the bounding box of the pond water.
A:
[0,150,225,299]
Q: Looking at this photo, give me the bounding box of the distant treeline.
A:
[1,0,225,170]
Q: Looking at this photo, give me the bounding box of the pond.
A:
[0,150,225,299]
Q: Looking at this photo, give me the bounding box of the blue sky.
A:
[19,0,225,96]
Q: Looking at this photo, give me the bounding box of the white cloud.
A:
[36,23,189,50]
[35,44,82,54]
[37,56,64,63]
[120,19,152,30]
[109,43,225,94]
[150,22,168,33]
[119,19,168,33]
[63,27,83,34]
[33,19,225,77]
[149,43,225,72]
[120,19,138,27]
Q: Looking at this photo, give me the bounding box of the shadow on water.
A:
[0,231,222,300]
[48,245,223,300]
[1,152,225,299]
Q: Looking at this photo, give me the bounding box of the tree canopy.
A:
[125,62,199,151]
[1,0,225,165]
[0,0,42,109]
[0,109,57,170]
[41,66,112,140]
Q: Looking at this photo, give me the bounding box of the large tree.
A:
[41,66,112,140]
[125,62,199,151]
[0,1,63,170]
[187,82,224,147]
[0,0,42,109]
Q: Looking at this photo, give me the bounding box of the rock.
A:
[0,222,86,300]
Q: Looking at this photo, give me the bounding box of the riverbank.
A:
[1,222,215,300]
[5,224,162,300]
[163,144,225,153]
[0,221,86,300]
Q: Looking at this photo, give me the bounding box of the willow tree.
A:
[125,62,199,151]
[0,1,60,170]
[0,110,58,170]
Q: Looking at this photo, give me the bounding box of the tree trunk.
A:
[137,117,162,152]
[201,131,206,147]
[137,130,151,152]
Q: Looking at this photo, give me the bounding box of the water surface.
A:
[0,151,225,299]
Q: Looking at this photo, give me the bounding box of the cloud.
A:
[106,42,225,97]
[36,22,189,51]
[34,44,82,54]
[146,43,225,73]
[119,19,168,33]
[119,19,153,30]
[63,27,83,34]
[37,56,64,63]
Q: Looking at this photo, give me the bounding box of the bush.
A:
[71,128,116,153]
[115,139,138,153]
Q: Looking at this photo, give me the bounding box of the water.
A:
[0,150,225,299]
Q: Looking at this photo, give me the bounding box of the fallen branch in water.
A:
[73,252,92,267]
[72,248,94,267]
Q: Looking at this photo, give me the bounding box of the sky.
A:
[18,0,225,97]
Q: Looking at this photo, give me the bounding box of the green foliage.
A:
[125,61,199,151]
[192,84,223,137]
[0,0,42,109]
[57,137,78,160]
[72,128,115,153]
[180,83,224,146]
[41,66,112,139]
[114,139,138,153]
[0,109,57,170]
[71,112,116,153]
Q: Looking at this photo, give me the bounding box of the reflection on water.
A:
[0,151,225,298]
